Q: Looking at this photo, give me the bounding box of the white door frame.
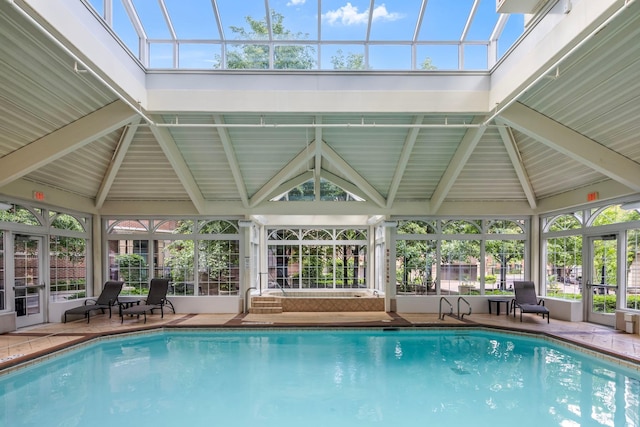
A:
[13,234,47,328]
[584,234,620,326]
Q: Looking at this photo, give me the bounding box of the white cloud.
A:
[322,3,401,25]
[287,0,306,6]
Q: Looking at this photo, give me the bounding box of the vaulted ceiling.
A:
[0,0,639,219]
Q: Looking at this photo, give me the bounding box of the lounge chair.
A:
[64,281,124,323]
[120,278,175,323]
[512,280,550,323]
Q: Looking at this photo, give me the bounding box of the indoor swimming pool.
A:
[0,328,638,426]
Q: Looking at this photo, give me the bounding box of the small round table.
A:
[487,297,512,316]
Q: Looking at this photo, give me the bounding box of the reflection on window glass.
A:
[485,240,524,292]
[50,213,84,231]
[440,239,480,295]
[157,239,195,295]
[627,229,640,310]
[108,239,149,295]
[593,205,640,226]
[0,205,41,226]
[545,236,582,301]
[0,231,4,310]
[199,239,240,295]
[548,215,581,231]
[396,239,436,295]
[50,235,87,301]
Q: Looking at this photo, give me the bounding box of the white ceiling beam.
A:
[95,117,141,209]
[213,115,249,208]
[496,119,537,209]
[265,171,315,203]
[0,100,138,188]
[499,102,640,192]
[249,140,317,208]
[320,140,386,208]
[149,121,207,214]
[430,117,487,213]
[386,115,424,209]
[322,170,369,202]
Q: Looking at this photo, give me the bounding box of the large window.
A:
[198,220,240,296]
[542,203,640,305]
[627,229,640,310]
[267,228,367,289]
[106,218,240,296]
[0,231,3,310]
[543,214,583,300]
[395,218,526,296]
[49,213,88,301]
[0,204,90,305]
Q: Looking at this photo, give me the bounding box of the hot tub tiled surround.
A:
[253,290,384,313]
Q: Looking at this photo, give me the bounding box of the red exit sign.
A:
[33,191,45,201]
[587,192,599,202]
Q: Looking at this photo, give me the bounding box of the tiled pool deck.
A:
[2,311,640,370]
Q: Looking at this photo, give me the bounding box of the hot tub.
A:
[261,289,384,312]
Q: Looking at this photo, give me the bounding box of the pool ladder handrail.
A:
[439,297,453,320]
[244,286,257,313]
[275,279,287,296]
[457,296,472,320]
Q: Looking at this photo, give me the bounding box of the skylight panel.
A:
[497,14,524,57]
[320,44,365,70]
[321,0,369,41]
[163,0,219,39]
[85,0,525,70]
[368,0,419,41]
[217,0,267,40]
[416,45,459,70]
[179,44,223,69]
[418,0,475,41]
[149,43,174,68]
[270,0,319,40]
[463,44,488,69]
[466,0,501,39]
[369,45,412,70]
[111,0,140,58]
[87,0,103,16]
[131,0,171,39]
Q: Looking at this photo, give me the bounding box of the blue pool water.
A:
[0,329,639,427]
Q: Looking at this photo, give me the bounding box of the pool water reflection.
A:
[0,329,638,427]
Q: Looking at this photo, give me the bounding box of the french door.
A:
[586,235,618,326]
[14,234,45,327]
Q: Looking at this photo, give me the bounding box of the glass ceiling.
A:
[84,0,524,71]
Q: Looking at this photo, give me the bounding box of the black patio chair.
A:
[64,281,124,323]
[120,278,175,323]
[512,280,550,323]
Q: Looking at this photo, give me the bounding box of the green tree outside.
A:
[213,11,315,69]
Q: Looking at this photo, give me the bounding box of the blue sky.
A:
[87,0,523,70]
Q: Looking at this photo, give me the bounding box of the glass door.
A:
[14,234,45,327]
[586,235,618,326]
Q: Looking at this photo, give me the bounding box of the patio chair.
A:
[120,278,175,323]
[64,281,124,323]
[512,281,550,323]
